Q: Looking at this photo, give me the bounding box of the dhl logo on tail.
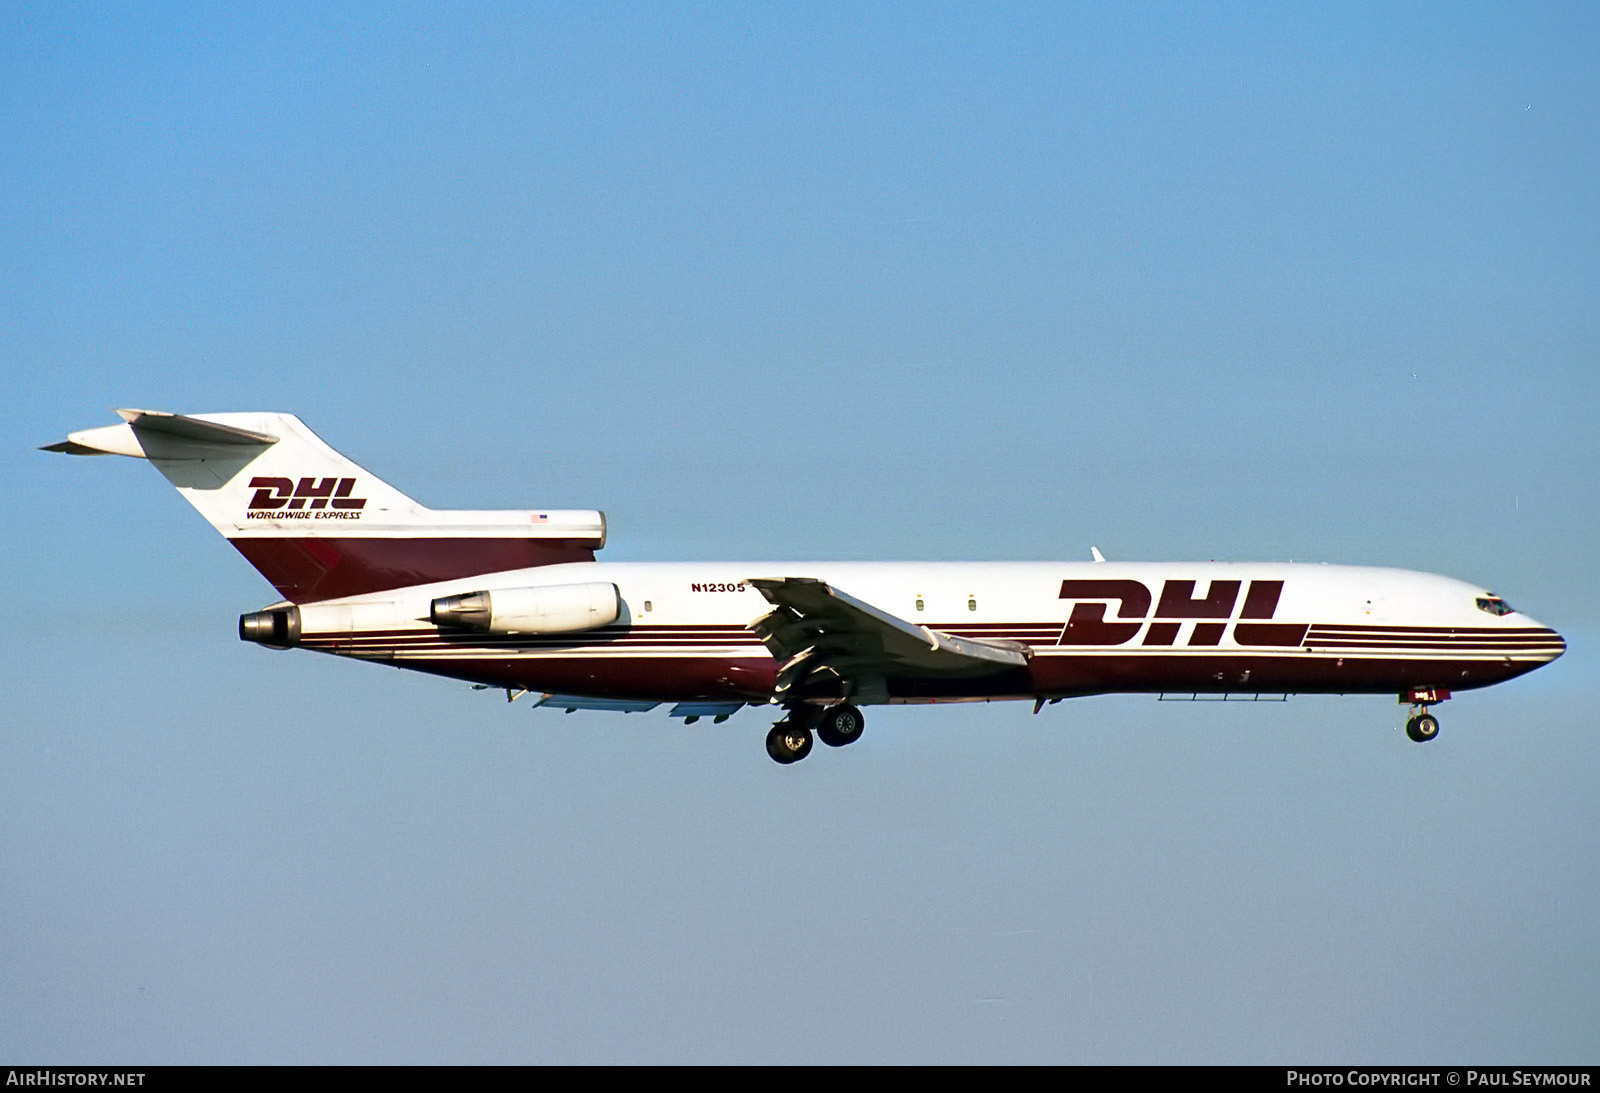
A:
[246,476,367,518]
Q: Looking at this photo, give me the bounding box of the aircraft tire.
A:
[816,704,865,748]
[766,723,814,764]
[1405,714,1440,743]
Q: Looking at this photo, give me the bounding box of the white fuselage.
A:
[286,560,1564,705]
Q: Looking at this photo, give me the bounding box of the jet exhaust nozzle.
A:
[240,606,301,648]
[430,591,492,630]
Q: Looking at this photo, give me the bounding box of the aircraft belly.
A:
[357,647,1544,704]
[376,652,775,701]
[1025,649,1550,696]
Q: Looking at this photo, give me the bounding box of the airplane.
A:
[44,409,1565,764]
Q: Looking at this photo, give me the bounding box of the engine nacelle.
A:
[430,582,621,635]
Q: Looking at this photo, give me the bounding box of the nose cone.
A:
[1545,627,1566,662]
[1518,612,1565,664]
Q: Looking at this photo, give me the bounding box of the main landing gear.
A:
[765,721,814,764]
[766,704,865,764]
[816,703,865,748]
[1401,687,1450,744]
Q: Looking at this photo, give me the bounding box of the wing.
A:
[748,577,1031,703]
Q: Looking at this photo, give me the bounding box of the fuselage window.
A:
[915,597,925,612]
[1475,596,1514,616]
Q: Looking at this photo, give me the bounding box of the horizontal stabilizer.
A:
[116,409,279,446]
[40,440,109,455]
[42,409,278,460]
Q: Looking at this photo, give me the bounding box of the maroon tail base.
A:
[229,536,597,602]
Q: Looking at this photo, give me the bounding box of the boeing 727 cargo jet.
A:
[45,410,1565,763]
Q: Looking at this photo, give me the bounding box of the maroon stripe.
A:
[1305,643,1563,653]
[333,625,756,639]
[306,626,1562,654]
[1306,625,1559,636]
[1305,636,1564,647]
[230,536,597,601]
[1307,637,1564,647]
[296,636,741,650]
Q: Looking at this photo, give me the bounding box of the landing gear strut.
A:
[1401,687,1448,743]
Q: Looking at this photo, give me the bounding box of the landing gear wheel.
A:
[1406,713,1440,743]
[766,722,814,764]
[816,704,865,748]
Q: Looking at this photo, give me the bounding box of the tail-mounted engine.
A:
[430,582,621,635]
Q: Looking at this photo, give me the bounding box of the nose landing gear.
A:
[1401,687,1449,743]
[1405,710,1440,743]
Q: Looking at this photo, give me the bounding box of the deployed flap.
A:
[667,702,745,721]
[531,693,659,714]
[748,577,1029,702]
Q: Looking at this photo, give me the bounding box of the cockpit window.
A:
[1476,596,1515,616]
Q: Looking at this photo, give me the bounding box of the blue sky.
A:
[3,3,1596,1062]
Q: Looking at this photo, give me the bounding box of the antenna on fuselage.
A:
[1090,546,1106,563]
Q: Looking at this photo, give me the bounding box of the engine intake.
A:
[430,582,621,635]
